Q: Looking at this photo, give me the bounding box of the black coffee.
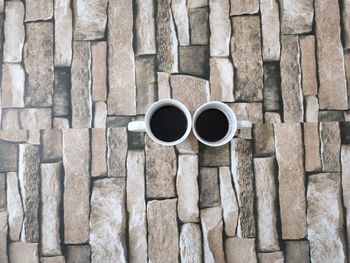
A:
[150,105,187,142]
[195,109,229,142]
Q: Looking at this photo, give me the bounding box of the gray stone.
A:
[342,146,350,209]
[340,122,350,144]
[108,0,136,115]
[307,173,346,262]
[179,46,209,79]
[145,135,177,198]
[24,22,54,107]
[27,130,41,145]
[25,0,53,21]
[264,112,281,123]
[157,72,171,99]
[93,101,107,128]
[91,129,107,177]
[299,35,317,96]
[18,144,40,243]
[263,63,281,111]
[66,245,91,263]
[19,108,52,130]
[199,143,230,166]
[189,7,209,45]
[147,199,179,263]
[305,96,319,122]
[0,131,27,143]
[284,241,310,263]
[1,109,20,131]
[344,52,350,109]
[1,64,25,108]
[172,0,190,46]
[209,58,234,102]
[253,124,275,156]
[179,223,202,263]
[231,16,263,102]
[53,68,71,117]
[199,167,220,208]
[319,111,345,122]
[41,130,62,162]
[320,122,341,172]
[90,178,127,262]
[188,0,208,8]
[175,133,198,154]
[106,116,131,128]
[9,242,38,263]
[177,155,199,223]
[230,0,259,15]
[107,128,127,177]
[231,138,255,238]
[304,123,322,172]
[342,0,350,49]
[0,211,7,263]
[127,118,145,150]
[40,257,65,263]
[280,35,304,122]
[274,123,307,239]
[258,252,284,263]
[91,41,107,102]
[225,238,257,263]
[53,118,69,129]
[0,173,5,211]
[71,41,92,128]
[63,129,90,244]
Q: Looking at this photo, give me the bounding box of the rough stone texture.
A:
[0,131,27,143]
[108,128,127,178]
[274,123,307,239]
[258,252,284,263]
[6,172,23,241]
[135,0,156,54]
[73,0,107,40]
[108,0,136,115]
[304,123,322,172]
[319,111,345,122]
[230,0,259,15]
[225,237,257,263]
[66,245,91,263]
[253,124,275,156]
[320,122,341,172]
[25,0,53,21]
[41,130,62,162]
[91,41,107,102]
[209,58,234,102]
[263,63,281,111]
[53,118,69,129]
[305,96,319,122]
[9,242,38,263]
[280,35,304,122]
[179,46,209,79]
[1,64,25,108]
[71,41,92,128]
[260,0,280,61]
[342,146,350,209]
[1,109,20,131]
[0,211,7,263]
[18,144,40,243]
[63,129,90,244]
[54,0,72,67]
[90,178,127,262]
[209,0,230,57]
[345,54,350,110]
[189,7,209,45]
[342,0,350,50]
[40,257,65,263]
[24,22,54,107]
[147,199,179,263]
[299,35,317,96]
[91,129,107,177]
[253,157,279,252]
[40,163,62,256]
[231,16,263,102]
[199,167,220,208]
[145,135,177,199]
[106,116,131,128]
[27,130,40,145]
[264,112,281,123]
[175,133,198,155]
[126,150,147,263]
[172,0,189,46]
[340,122,350,144]
[307,173,346,263]
[157,72,171,99]
[53,68,71,117]
[171,74,210,112]
[179,223,202,263]
[3,1,24,63]
[199,143,230,166]
[284,241,310,263]
[201,206,225,263]
[93,101,107,128]
[19,108,52,130]
[315,0,348,110]
[188,0,208,8]
[156,0,178,73]
[177,155,199,223]
[279,0,313,34]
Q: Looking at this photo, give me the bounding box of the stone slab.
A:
[304,123,322,172]
[91,41,107,102]
[263,62,281,111]
[199,167,220,208]
[9,242,38,263]
[199,143,230,166]
[172,0,189,46]
[53,68,71,117]
[230,0,259,15]
[179,223,202,263]
[91,129,107,177]
[179,46,209,79]
[1,64,25,108]
[189,7,209,45]
[19,108,52,130]
[25,0,53,21]
[209,58,234,102]
[225,237,257,263]
[107,128,127,178]
[320,122,341,172]
[299,35,317,96]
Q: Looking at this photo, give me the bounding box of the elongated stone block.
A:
[199,143,230,166]
[91,42,107,102]
[320,122,341,172]
[0,131,27,143]
[108,128,127,178]
[230,0,259,15]
[53,68,71,117]
[189,7,209,45]
[41,129,62,163]
[0,210,7,263]
[209,58,234,102]
[1,64,25,108]
[199,167,220,208]
[319,111,344,122]
[0,140,17,172]
[258,252,284,263]
[226,238,257,263]
[179,46,209,78]
[93,101,107,128]
[304,123,321,172]
[179,223,202,263]
[284,241,310,263]
[172,0,189,46]
[91,129,107,177]
[188,0,208,8]
[263,63,281,111]
[0,173,5,211]
[340,122,350,144]
[342,0,350,49]
[342,146,350,209]
[9,242,38,263]
[19,108,52,130]
[41,257,65,263]
[25,0,53,21]
[300,35,317,96]
[305,96,319,122]
[157,72,171,100]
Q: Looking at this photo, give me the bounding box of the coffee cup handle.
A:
[128,121,146,132]
[237,120,252,129]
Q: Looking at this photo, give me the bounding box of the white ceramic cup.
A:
[127,99,192,146]
[192,101,252,147]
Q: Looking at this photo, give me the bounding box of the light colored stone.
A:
[91,41,107,102]
[253,157,279,252]
[40,256,65,263]
[27,130,40,145]
[179,223,202,263]
[41,129,62,162]
[107,128,127,177]
[1,109,20,130]
[189,7,209,45]
[280,35,303,122]
[0,140,17,172]
[199,167,220,208]
[53,118,69,129]
[40,163,62,256]
[93,101,107,128]
[179,46,209,78]
[258,252,284,263]
[305,96,319,122]
[71,41,92,128]
[1,64,24,108]
[172,0,189,46]
[6,172,23,241]
[126,150,147,263]
[63,129,90,244]
[320,122,341,172]
[345,53,350,109]
[304,123,321,172]
[0,131,27,143]
[107,0,136,115]
[263,63,281,111]
[274,123,307,239]
[157,72,171,99]
[284,241,310,263]
[3,1,24,63]
[53,68,70,117]
[188,0,208,8]
[9,242,38,263]
[253,124,275,156]
[199,143,230,166]
[264,112,281,123]
[230,0,259,15]
[0,211,7,263]
[0,0,3,12]
[91,129,107,177]
[225,238,257,263]
[176,133,198,154]
[300,35,317,96]
[342,145,350,209]
[90,178,127,262]
[25,0,53,21]
[19,108,52,130]
[307,173,346,263]
[209,58,234,102]
[315,0,348,110]
[147,199,179,263]
[177,155,199,223]
[54,0,72,66]
[66,245,90,263]
[231,16,263,102]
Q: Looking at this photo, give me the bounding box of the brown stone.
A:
[209,58,234,102]
[199,143,230,166]
[91,41,107,102]
[9,242,38,263]
[41,130,62,162]
[342,145,350,209]
[91,129,107,177]
[25,0,53,21]
[284,241,310,263]
[320,122,341,172]
[318,111,345,122]
[179,46,209,78]
[172,0,189,46]
[19,108,52,130]
[189,7,209,45]
[199,167,220,208]
[264,112,281,123]
[179,223,202,263]
[107,128,127,177]
[253,123,275,157]
[188,0,208,8]
[53,118,69,129]
[1,64,25,108]
[299,35,317,96]
[225,238,257,263]
[304,123,321,172]
[230,0,259,15]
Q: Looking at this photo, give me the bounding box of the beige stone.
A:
[1,109,20,130]
[225,238,257,263]
[305,96,319,122]
[188,0,208,8]
[0,211,7,263]
[0,131,27,143]
[53,118,69,129]
[93,101,107,128]
[253,124,275,156]
[40,257,65,263]
[1,64,25,108]
[264,112,281,123]
[9,242,38,263]
[172,0,189,46]
[300,35,317,96]
[25,0,53,21]
[66,245,90,263]
[175,133,198,154]
[91,129,107,177]
[189,7,208,45]
[342,145,350,209]
[157,72,171,99]
[258,252,284,263]
[19,108,52,130]
[0,139,18,173]
[304,123,321,172]
[27,130,40,145]
[209,58,234,102]
[345,53,350,109]
[108,128,127,177]
[320,122,341,172]
[179,223,202,263]
[91,41,107,102]
[342,0,350,49]
[230,0,259,15]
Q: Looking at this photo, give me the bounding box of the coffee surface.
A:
[195,109,229,142]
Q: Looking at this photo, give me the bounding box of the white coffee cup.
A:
[192,101,252,147]
[127,99,192,146]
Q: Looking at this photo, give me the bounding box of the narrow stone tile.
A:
[91,41,107,102]
[63,129,90,244]
[24,22,54,107]
[40,163,62,256]
[53,118,69,129]
[157,72,171,99]
[3,1,24,63]
[305,96,319,122]
[303,123,321,172]
[299,35,317,96]
[258,252,284,263]
[209,58,234,102]
[188,0,208,8]
[126,150,147,263]
[344,52,350,109]
[179,223,202,263]
[25,0,53,21]
[342,145,350,209]
[19,108,52,130]
[253,124,275,156]
[175,133,198,154]
[199,167,220,208]
[340,122,350,144]
[189,7,209,45]
[91,129,107,177]
[0,140,17,172]
[199,143,230,166]
[318,111,345,122]
[172,0,190,46]
[73,0,107,40]
[263,62,281,111]
[107,128,127,178]
[9,242,38,263]
[71,41,92,128]
[231,16,263,102]
[230,0,259,15]
[41,129,62,162]
[108,0,136,115]
[18,144,40,243]
[0,173,5,211]
[0,211,7,262]
[54,0,72,67]
[1,64,25,108]
[90,178,126,262]
[0,131,27,143]
[316,0,348,110]
[40,257,65,263]
[66,245,91,263]
[93,101,107,128]
[320,122,341,172]
[307,173,346,262]
[284,241,310,263]
[53,68,71,117]
[106,116,131,128]
[274,123,307,239]
[342,0,350,50]
[264,112,281,123]
[177,155,199,223]
[179,46,209,79]
[147,199,179,262]
[201,206,225,263]
[225,237,257,263]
